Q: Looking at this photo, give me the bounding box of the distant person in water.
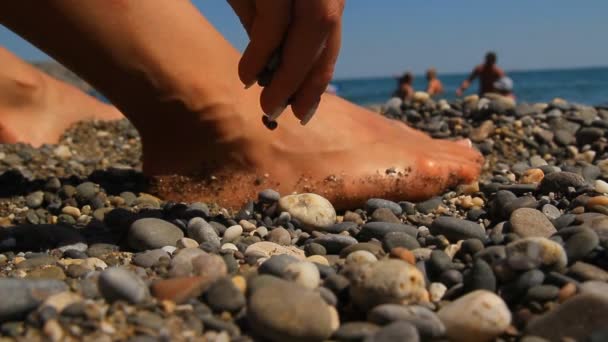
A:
[393,72,415,100]
[425,68,444,96]
[456,51,506,97]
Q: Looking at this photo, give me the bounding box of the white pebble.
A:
[346,250,377,265]
[176,237,199,249]
[223,225,243,242]
[595,180,608,194]
[429,282,447,302]
[254,226,269,238]
[221,243,239,252]
[284,261,321,289]
[161,246,178,255]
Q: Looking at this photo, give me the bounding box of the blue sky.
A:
[1,0,607,79]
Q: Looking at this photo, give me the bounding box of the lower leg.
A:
[0,0,482,208]
[0,46,122,146]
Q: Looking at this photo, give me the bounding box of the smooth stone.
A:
[541,204,561,220]
[332,322,380,341]
[16,255,57,269]
[526,285,559,302]
[415,197,444,214]
[359,222,418,241]
[313,234,358,254]
[239,220,257,232]
[513,269,545,294]
[25,191,44,209]
[465,258,496,292]
[284,261,321,289]
[191,253,228,280]
[526,291,608,341]
[168,248,207,277]
[348,259,427,311]
[267,227,291,246]
[428,250,454,275]
[258,254,300,277]
[244,241,305,260]
[340,243,385,259]
[87,243,119,258]
[367,304,445,339]
[564,228,599,262]
[258,189,281,203]
[429,282,447,302]
[128,218,184,251]
[151,276,213,304]
[365,321,419,342]
[222,225,243,243]
[371,208,401,224]
[430,217,486,242]
[304,242,327,256]
[186,218,220,247]
[345,250,378,265]
[382,231,420,251]
[506,237,567,271]
[176,237,199,249]
[539,172,585,194]
[0,279,68,321]
[440,269,464,287]
[510,208,557,238]
[97,267,149,304]
[438,290,511,342]
[595,179,608,193]
[278,193,337,231]
[324,221,357,234]
[27,266,66,280]
[365,198,402,215]
[248,277,338,342]
[568,261,608,281]
[204,277,245,313]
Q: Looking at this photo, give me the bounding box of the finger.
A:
[260,0,342,119]
[238,0,291,88]
[289,19,341,124]
[226,0,255,34]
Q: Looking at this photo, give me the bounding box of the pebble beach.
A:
[1,92,608,341]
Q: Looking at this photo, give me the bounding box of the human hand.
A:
[227,0,345,125]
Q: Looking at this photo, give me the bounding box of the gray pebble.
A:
[359,222,418,241]
[430,216,486,242]
[509,208,556,238]
[382,231,420,251]
[128,218,184,251]
[0,279,68,321]
[364,321,419,342]
[313,234,358,254]
[98,267,149,304]
[367,304,445,339]
[365,198,402,215]
[267,227,291,246]
[25,191,44,209]
[133,249,169,268]
[205,277,245,313]
[333,322,380,341]
[539,171,585,194]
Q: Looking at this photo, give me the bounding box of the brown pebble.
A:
[558,282,577,303]
[570,206,585,214]
[151,276,213,304]
[521,168,544,184]
[587,196,608,208]
[390,247,416,265]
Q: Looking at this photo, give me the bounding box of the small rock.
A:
[176,237,199,249]
[0,279,68,321]
[365,198,403,215]
[267,227,292,246]
[595,180,608,193]
[383,231,420,251]
[509,208,556,238]
[332,322,380,341]
[366,321,419,342]
[248,277,338,342]
[430,217,486,242]
[205,277,246,313]
[368,304,445,339]
[128,218,184,251]
[438,290,511,342]
[506,237,567,271]
[133,249,169,268]
[222,225,243,243]
[151,276,213,304]
[284,261,321,289]
[98,267,149,304]
[25,191,44,209]
[348,259,427,311]
[245,241,305,260]
[359,222,418,241]
[259,189,281,203]
[278,193,337,231]
[539,172,585,194]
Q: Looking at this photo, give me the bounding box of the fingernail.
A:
[268,104,287,121]
[244,80,255,89]
[300,102,320,126]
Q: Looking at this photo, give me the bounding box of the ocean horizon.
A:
[333,66,608,107]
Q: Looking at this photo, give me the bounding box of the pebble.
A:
[465,258,497,292]
[438,290,511,342]
[245,241,306,260]
[248,277,338,341]
[283,261,321,289]
[151,276,213,304]
[526,289,608,341]
[222,225,243,243]
[98,267,149,304]
[359,222,418,241]
[267,227,291,245]
[204,277,246,313]
[366,321,419,342]
[345,250,378,265]
[0,279,68,321]
[594,179,608,193]
[568,261,608,281]
[416,197,444,214]
[563,227,599,262]
[176,237,199,249]
[429,282,447,301]
[258,189,280,203]
[128,218,184,251]
[365,198,403,215]
[368,304,445,338]
[278,193,337,231]
[430,216,486,242]
[509,208,557,238]
[313,234,358,254]
[258,254,300,277]
[506,237,567,271]
[332,322,380,341]
[382,231,420,251]
[371,207,401,223]
[348,259,427,310]
[25,191,44,209]
[539,171,585,194]
[186,218,221,247]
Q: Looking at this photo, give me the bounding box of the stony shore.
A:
[1,92,608,341]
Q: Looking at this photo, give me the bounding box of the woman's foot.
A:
[0,47,122,146]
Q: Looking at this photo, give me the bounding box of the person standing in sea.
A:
[0,0,481,209]
[456,51,507,97]
[425,68,444,97]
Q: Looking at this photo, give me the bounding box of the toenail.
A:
[268,104,287,121]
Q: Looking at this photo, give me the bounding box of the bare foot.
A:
[147,84,482,209]
[0,47,122,146]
